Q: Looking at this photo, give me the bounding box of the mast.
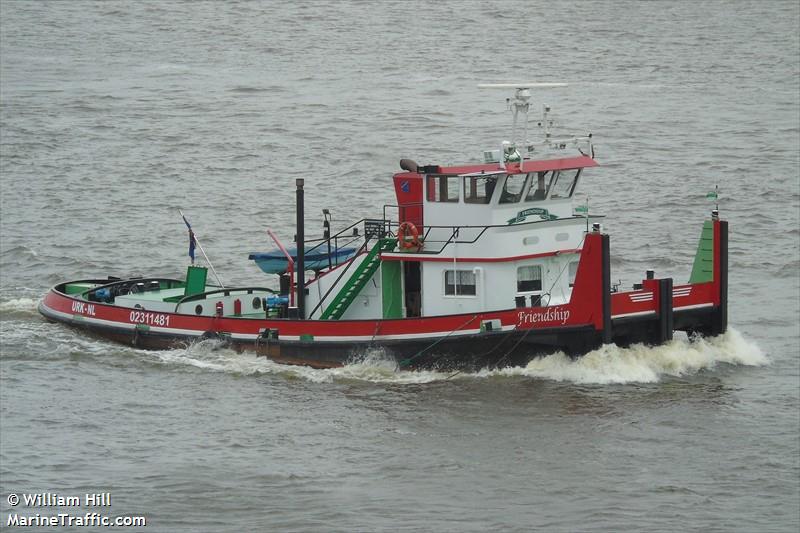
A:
[477,82,593,168]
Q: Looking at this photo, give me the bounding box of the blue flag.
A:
[181,214,196,264]
[188,230,196,264]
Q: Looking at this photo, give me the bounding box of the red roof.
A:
[440,155,598,175]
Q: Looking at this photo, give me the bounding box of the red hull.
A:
[38,224,728,370]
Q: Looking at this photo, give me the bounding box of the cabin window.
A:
[463,176,497,204]
[426,175,459,202]
[550,169,581,199]
[525,171,556,201]
[499,173,529,204]
[568,261,579,287]
[444,270,476,296]
[517,265,542,292]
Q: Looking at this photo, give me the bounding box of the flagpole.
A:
[178,209,225,289]
[585,196,589,234]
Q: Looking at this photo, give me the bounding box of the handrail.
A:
[172,286,276,310]
[79,277,185,298]
[383,215,600,256]
[307,238,371,319]
[303,217,368,277]
[383,202,423,231]
[420,215,599,231]
[286,212,600,276]
[55,278,123,294]
[304,218,366,252]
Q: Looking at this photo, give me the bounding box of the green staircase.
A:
[320,238,396,320]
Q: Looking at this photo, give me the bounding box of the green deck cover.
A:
[65,283,95,295]
[381,261,403,319]
[689,220,714,283]
[184,265,208,296]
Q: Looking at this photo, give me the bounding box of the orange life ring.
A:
[397,221,421,249]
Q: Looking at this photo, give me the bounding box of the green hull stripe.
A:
[689,220,714,284]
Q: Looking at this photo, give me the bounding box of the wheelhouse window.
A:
[517,265,542,292]
[463,175,498,204]
[426,175,459,202]
[549,169,581,199]
[499,173,529,204]
[525,171,556,201]
[444,270,476,296]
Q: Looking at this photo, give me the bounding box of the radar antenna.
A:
[478,83,592,170]
[477,83,567,144]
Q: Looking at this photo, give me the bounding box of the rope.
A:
[541,233,588,304]
[444,323,523,380]
[398,314,478,368]
[371,318,381,343]
[448,234,591,378]
[413,233,592,375]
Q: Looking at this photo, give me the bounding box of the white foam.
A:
[0,297,40,316]
[147,342,451,384]
[325,351,452,384]
[14,321,765,386]
[476,328,767,384]
[140,328,765,385]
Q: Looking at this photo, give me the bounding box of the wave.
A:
[4,310,765,385]
[0,297,41,319]
[141,328,765,385]
[478,328,766,384]
[147,342,451,384]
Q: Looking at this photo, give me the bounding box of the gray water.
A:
[1,1,798,531]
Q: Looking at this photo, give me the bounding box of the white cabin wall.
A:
[421,261,518,316]
[420,253,582,317]
[339,269,383,320]
[416,219,590,265]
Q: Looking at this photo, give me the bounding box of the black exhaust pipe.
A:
[296,179,305,319]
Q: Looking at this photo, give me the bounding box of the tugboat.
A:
[39,84,728,370]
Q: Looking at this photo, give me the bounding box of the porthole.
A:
[195,304,203,315]
[253,297,262,310]
[523,236,539,246]
[555,232,570,242]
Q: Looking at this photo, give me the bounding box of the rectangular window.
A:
[525,171,556,201]
[550,169,581,199]
[444,270,476,296]
[568,261,579,287]
[517,265,542,292]
[426,175,459,202]
[463,176,498,204]
[499,173,529,204]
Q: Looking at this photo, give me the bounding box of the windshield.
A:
[499,174,529,204]
[549,169,581,199]
[525,171,556,202]
[463,175,497,204]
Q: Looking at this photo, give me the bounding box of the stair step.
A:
[320,238,396,320]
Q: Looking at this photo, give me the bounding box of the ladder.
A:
[320,238,396,320]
